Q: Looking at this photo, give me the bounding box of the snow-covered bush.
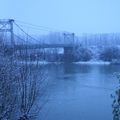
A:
[0,41,18,119]
[111,74,120,120]
[99,47,120,61]
[73,47,93,61]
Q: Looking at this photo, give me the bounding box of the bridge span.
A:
[14,43,73,49]
[0,19,75,62]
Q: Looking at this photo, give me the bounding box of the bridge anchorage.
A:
[0,19,75,62]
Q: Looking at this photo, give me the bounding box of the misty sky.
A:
[0,0,120,35]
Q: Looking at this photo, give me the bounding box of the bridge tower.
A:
[0,19,14,47]
[63,33,75,62]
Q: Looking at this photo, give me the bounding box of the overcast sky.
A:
[0,0,120,35]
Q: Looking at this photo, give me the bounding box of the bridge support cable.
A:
[14,22,41,44]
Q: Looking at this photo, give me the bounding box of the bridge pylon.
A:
[0,19,14,47]
[63,32,75,62]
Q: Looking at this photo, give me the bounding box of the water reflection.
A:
[63,64,93,74]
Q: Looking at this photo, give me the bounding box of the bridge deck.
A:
[14,44,73,50]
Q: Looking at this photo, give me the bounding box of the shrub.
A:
[73,47,93,61]
[100,47,120,61]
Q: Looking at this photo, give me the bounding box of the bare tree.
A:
[16,47,47,120]
[0,36,48,120]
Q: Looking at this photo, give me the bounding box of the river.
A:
[36,63,120,120]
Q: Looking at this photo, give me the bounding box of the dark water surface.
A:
[37,63,120,120]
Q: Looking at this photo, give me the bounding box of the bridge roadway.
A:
[14,43,74,50]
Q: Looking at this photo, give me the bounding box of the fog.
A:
[0,0,120,35]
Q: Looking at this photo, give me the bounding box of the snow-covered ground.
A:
[73,60,110,65]
[18,60,65,65]
[18,60,110,65]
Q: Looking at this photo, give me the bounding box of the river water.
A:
[36,63,120,120]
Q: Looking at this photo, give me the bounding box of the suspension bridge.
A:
[0,19,75,62]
